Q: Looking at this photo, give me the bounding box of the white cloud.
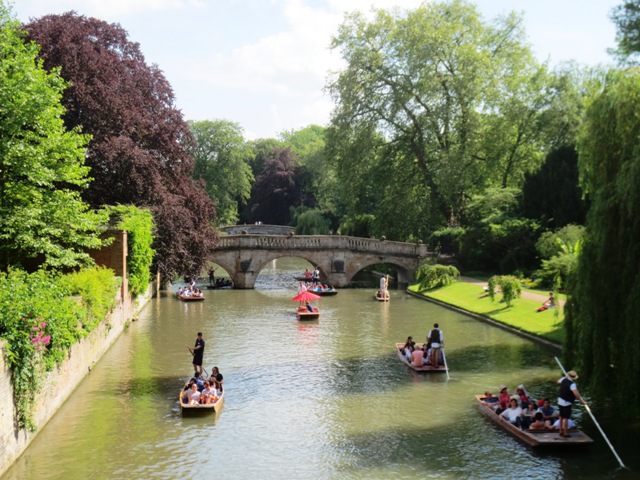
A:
[18,0,203,20]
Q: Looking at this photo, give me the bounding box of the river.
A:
[2,258,637,480]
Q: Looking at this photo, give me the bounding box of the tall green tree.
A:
[188,120,254,225]
[611,0,640,59]
[566,69,640,417]
[0,3,106,270]
[327,0,553,233]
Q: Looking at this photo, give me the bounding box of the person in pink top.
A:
[410,347,425,367]
[498,385,510,406]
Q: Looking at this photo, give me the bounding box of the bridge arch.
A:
[208,234,429,289]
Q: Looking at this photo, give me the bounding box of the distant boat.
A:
[177,292,205,301]
[308,286,338,296]
[475,394,593,447]
[374,290,389,302]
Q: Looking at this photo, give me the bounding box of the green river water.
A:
[2,258,637,480]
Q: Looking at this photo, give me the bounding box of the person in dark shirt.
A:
[188,332,205,376]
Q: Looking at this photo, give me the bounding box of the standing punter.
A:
[427,323,443,367]
[556,370,586,438]
[188,332,205,376]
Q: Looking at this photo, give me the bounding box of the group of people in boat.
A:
[299,282,335,294]
[182,367,224,405]
[183,331,224,405]
[400,323,445,368]
[300,267,322,284]
[481,371,586,437]
[178,286,204,298]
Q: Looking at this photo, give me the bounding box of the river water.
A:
[2,258,637,480]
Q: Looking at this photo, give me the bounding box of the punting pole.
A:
[554,356,625,468]
[442,348,450,380]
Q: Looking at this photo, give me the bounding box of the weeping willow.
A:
[566,70,640,419]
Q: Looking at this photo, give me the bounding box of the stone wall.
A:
[0,280,155,478]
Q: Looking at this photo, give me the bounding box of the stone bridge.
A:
[210,234,429,289]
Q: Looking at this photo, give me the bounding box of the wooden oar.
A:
[442,348,450,380]
[554,356,625,468]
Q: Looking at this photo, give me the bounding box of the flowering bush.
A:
[0,267,120,430]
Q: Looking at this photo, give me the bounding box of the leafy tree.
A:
[248,147,312,225]
[611,0,640,59]
[293,208,331,235]
[24,12,216,280]
[521,146,588,229]
[327,0,553,231]
[566,69,640,417]
[535,224,586,260]
[458,188,539,273]
[188,120,254,225]
[0,4,106,271]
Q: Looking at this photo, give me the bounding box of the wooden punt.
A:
[296,306,320,320]
[308,288,338,297]
[395,343,448,373]
[177,293,205,301]
[475,395,593,447]
[375,291,390,302]
[179,385,225,414]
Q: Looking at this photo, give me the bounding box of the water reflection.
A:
[2,257,637,480]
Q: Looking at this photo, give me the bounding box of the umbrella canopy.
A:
[292,291,321,302]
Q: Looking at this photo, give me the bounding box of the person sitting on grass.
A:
[537,292,555,312]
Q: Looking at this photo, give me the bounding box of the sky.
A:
[15,0,621,140]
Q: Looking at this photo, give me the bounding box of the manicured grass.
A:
[408,281,564,344]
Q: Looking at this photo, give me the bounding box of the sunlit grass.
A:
[408,281,564,344]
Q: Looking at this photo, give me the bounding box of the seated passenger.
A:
[200,381,219,404]
[209,366,224,393]
[516,402,537,430]
[306,302,314,312]
[404,344,414,362]
[186,383,202,405]
[549,418,576,430]
[499,398,523,424]
[528,412,547,430]
[498,385,510,406]
[515,384,531,409]
[480,391,499,407]
[410,347,425,367]
[536,398,558,422]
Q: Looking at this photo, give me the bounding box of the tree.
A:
[566,69,640,417]
[327,0,553,232]
[0,4,106,271]
[188,120,253,226]
[249,148,310,225]
[521,146,588,229]
[611,0,640,59]
[24,12,216,279]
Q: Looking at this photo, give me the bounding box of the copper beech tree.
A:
[24,12,216,279]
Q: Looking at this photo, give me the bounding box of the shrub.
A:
[415,264,460,290]
[293,208,331,235]
[487,275,522,307]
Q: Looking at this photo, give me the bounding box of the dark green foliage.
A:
[415,264,460,290]
[339,214,376,238]
[459,188,540,273]
[567,70,640,418]
[0,267,120,430]
[521,146,588,229]
[108,205,155,296]
[429,227,465,255]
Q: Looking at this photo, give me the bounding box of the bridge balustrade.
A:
[215,235,425,258]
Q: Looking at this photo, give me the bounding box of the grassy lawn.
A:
[408,281,565,344]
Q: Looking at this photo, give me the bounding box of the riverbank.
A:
[407,278,564,350]
[0,280,156,478]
